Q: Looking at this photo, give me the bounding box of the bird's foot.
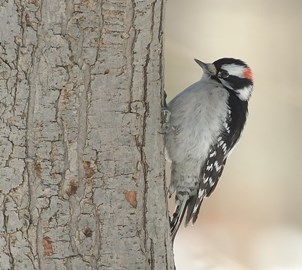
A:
[160,107,171,134]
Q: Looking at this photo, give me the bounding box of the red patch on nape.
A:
[243,67,253,81]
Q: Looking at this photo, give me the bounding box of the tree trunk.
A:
[0,0,174,269]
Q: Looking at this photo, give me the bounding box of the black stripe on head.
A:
[226,75,253,91]
[213,58,248,70]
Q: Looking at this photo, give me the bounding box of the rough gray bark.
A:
[0,0,174,269]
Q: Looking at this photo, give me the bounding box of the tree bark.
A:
[0,0,174,269]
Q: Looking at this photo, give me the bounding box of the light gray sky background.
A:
[165,1,302,269]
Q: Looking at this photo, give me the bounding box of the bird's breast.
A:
[165,81,229,163]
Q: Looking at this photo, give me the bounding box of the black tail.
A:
[170,192,204,241]
[184,190,204,225]
[170,193,189,241]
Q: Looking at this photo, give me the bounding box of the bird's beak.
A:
[194,59,217,76]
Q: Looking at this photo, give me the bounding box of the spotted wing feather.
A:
[185,96,247,224]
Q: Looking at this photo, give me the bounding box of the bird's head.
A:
[195,58,254,101]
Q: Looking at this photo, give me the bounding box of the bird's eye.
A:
[218,70,229,79]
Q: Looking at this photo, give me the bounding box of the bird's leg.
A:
[161,108,171,134]
[160,90,171,134]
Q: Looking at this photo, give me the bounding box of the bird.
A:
[164,57,254,241]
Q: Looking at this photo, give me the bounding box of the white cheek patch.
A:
[235,85,253,101]
[222,64,245,78]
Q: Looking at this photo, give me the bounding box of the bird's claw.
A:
[160,108,171,134]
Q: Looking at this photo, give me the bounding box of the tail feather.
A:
[170,190,206,241]
[170,194,189,241]
[184,195,201,225]
[185,189,205,225]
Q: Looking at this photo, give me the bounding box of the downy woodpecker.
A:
[164,58,253,240]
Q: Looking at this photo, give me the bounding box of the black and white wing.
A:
[185,97,248,224]
[184,140,228,224]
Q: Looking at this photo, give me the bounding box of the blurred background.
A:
[165,0,302,269]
